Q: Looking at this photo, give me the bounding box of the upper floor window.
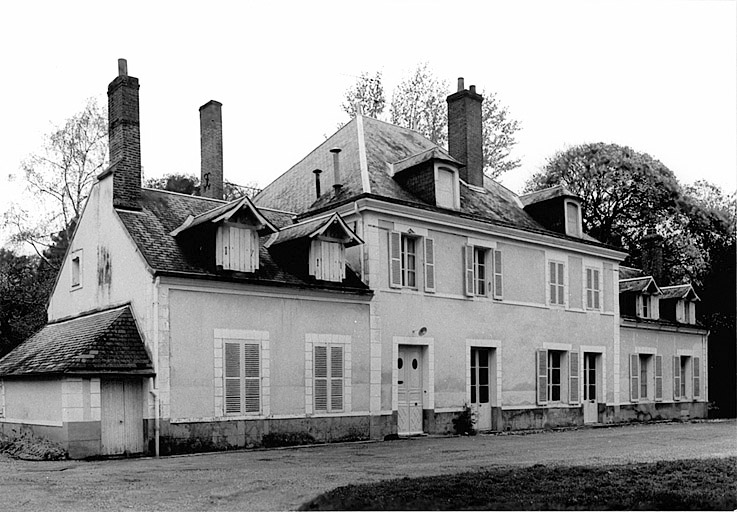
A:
[401,235,418,288]
[309,240,346,282]
[71,250,83,289]
[585,267,601,310]
[464,245,503,299]
[548,261,565,306]
[565,200,582,237]
[474,247,487,296]
[216,224,259,273]
[637,294,658,319]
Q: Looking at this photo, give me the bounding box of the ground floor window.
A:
[314,344,344,413]
[537,349,572,405]
[470,348,490,404]
[224,341,261,414]
[583,353,596,401]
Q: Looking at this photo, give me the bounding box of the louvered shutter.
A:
[464,245,475,297]
[693,357,700,398]
[224,342,241,414]
[309,240,319,278]
[339,244,346,280]
[424,238,436,292]
[389,231,402,288]
[557,263,565,305]
[569,351,580,404]
[593,270,600,309]
[250,229,259,271]
[244,343,260,413]
[314,346,328,411]
[537,350,548,405]
[493,250,503,299]
[330,345,344,411]
[673,356,681,400]
[655,355,663,401]
[630,354,640,402]
[586,268,593,309]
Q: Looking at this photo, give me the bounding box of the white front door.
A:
[470,347,492,431]
[101,379,144,455]
[583,353,598,424]
[398,346,423,435]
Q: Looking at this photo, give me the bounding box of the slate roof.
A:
[269,213,363,247]
[619,276,661,294]
[0,305,154,377]
[254,115,616,250]
[660,284,701,301]
[115,188,368,293]
[519,185,577,207]
[619,266,645,280]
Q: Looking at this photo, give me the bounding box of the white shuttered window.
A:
[314,344,344,413]
[224,341,261,414]
[216,225,259,272]
[549,261,565,305]
[309,240,346,282]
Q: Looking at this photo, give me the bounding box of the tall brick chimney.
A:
[641,227,664,283]
[447,77,484,187]
[107,58,142,210]
[199,100,224,200]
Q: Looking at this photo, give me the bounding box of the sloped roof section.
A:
[170,195,277,236]
[0,305,154,377]
[269,213,363,247]
[619,266,645,280]
[619,276,661,295]
[660,284,701,301]
[519,185,578,207]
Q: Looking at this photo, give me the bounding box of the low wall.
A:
[0,421,65,444]
[602,402,708,424]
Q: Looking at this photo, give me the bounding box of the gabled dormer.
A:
[267,213,363,283]
[659,284,700,325]
[619,276,662,320]
[391,148,462,210]
[520,186,584,238]
[170,195,277,273]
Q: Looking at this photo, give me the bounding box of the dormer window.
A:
[677,299,697,324]
[637,293,659,320]
[565,199,582,237]
[309,240,346,282]
[435,165,460,210]
[216,224,259,272]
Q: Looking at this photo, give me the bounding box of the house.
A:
[0,62,708,458]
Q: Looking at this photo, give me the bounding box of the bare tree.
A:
[340,71,385,120]
[4,98,108,264]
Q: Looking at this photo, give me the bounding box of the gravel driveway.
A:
[1,420,735,511]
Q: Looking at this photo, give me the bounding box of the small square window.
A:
[71,251,82,288]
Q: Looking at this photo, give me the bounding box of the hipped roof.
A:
[619,276,662,295]
[0,305,154,377]
[660,284,701,301]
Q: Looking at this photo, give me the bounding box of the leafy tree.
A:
[340,71,385,120]
[524,143,682,251]
[4,98,108,263]
[145,172,261,200]
[341,63,522,179]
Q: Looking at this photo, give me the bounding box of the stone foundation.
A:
[602,401,707,424]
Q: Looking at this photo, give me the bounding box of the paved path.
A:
[1,420,735,511]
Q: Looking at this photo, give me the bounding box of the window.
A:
[565,201,581,237]
[390,232,427,290]
[309,240,345,282]
[680,357,687,398]
[401,235,417,288]
[548,351,562,401]
[642,295,651,318]
[70,250,83,288]
[224,341,261,414]
[436,167,457,209]
[216,225,259,272]
[470,348,490,404]
[585,268,601,310]
[314,344,344,413]
[673,355,698,401]
[549,261,565,305]
[492,250,503,299]
[537,349,578,405]
[474,247,487,296]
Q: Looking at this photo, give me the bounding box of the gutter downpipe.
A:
[353,201,365,282]
[151,276,161,457]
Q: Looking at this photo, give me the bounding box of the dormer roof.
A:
[619,276,662,295]
[268,213,363,248]
[169,195,277,237]
[392,147,461,175]
[660,284,701,301]
[519,185,579,207]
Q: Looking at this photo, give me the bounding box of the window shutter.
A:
[673,356,681,400]
[549,262,556,304]
[309,240,319,278]
[630,354,640,402]
[693,357,700,398]
[314,346,328,411]
[593,269,600,309]
[537,350,548,405]
[330,345,344,411]
[676,301,685,323]
[569,351,580,404]
[340,244,346,280]
[389,231,402,288]
[243,343,261,413]
[493,250,503,299]
[250,229,259,271]
[224,342,241,414]
[655,355,663,401]
[586,268,593,309]
[424,238,436,292]
[464,245,475,297]
[557,263,565,305]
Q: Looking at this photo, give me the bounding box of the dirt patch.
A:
[0,431,67,461]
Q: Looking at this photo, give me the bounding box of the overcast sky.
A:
[1,0,735,245]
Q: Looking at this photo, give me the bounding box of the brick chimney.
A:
[641,227,664,283]
[107,58,142,210]
[447,77,484,187]
[199,100,224,200]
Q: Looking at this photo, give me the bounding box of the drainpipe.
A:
[353,201,365,282]
[151,276,161,457]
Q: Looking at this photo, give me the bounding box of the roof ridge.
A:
[48,303,131,326]
[142,187,227,203]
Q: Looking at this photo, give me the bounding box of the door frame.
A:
[580,345,607,424]
[466,340,502,431]
[101,378,145,456]
[393,336,434,432]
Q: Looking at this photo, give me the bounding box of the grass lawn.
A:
[300,457,737,510]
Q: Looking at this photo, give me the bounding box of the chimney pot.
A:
[457,77,464,92]
[330,148,342,191]
[118,58,128,77]
[313,168,322,199]
[469,85,476,94]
